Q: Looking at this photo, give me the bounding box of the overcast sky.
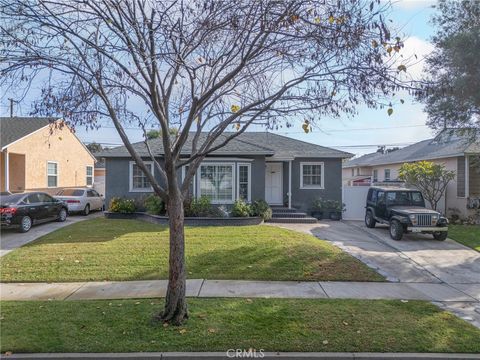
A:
[0,0,438,157]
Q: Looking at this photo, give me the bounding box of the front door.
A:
[265,162,283,205]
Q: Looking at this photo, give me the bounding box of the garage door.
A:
[342,186,369,220]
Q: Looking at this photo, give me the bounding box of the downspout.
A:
[288,160,292,209]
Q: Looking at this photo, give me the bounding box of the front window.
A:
[386,191,425,207]
[384,169,391,181]
[129,162,153,191]
[86,166,93,186]
[300,162,324,189]
[238,164,251,201]
[47,162,58,187]
[199,164,234,202]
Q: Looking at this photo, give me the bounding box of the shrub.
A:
[231,199,252,217]
[312,198,325,210]
[184,196,217,217]
[144,194,164,215]
[251,199,272,221]
[108,197,136,213]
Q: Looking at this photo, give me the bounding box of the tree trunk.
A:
[155,188,188,325]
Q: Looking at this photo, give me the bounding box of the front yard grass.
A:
[0,218,383,282]
[1,298,479,353]
[449,225,480,252]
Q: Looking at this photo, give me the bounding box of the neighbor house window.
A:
[237,163,251,201]
[373,169,378,183]
[384,169,391,181]
[86,166,94,186]
[129,161,153,192]
[199,163,234,203]
[300,162,324,189]
[47,161,58,187]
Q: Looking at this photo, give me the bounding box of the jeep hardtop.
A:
[365,186,448,241]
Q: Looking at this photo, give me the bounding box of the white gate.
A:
[342,186,369,220]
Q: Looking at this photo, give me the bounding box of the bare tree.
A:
[0,0,410,324]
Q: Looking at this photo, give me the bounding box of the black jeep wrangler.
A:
[364,186,449,241]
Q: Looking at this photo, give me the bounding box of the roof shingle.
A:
[1,117,58,149]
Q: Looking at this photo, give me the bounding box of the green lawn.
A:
[1,298,479,353]
[0,218,383,282]
[449,225,480,252]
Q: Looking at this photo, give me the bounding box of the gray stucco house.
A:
[99,132,352,212]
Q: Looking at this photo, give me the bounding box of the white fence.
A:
[342,186,369,220]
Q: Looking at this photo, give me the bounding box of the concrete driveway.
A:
[269,221,480,327]
[0,211,102,257]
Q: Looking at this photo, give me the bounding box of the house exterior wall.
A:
[104,155,342,211]
[2,124,94,192]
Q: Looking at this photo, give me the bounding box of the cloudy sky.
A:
[1,0,438,157]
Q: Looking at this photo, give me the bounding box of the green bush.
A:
[231,199,252,217]
[108,197,136,214]
[251,199,272,221]
[144,194,164,215]
[184,196,215,217]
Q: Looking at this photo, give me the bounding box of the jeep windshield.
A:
[385,191,425,207]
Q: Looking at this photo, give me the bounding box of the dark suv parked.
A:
[364,186,448,241]
[0,192,68,232]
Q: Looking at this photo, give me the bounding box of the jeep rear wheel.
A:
[389,220,404,241]
[433,232,448,241]
[365,211,376,228]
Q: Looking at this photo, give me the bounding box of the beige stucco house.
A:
[1,117,96,194]
[342,129,480,218]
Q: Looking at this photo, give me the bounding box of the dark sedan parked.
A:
[0,192,68,232]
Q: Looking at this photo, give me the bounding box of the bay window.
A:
[199,163,234,203]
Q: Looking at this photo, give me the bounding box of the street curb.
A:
[5,352,480,360]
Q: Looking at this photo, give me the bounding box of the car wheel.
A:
[365,211,376,228]
[433,232,448,241]
[19,216,32,233]
[57,208,68,222]
[389,220,403,241]
[83,204,90,216]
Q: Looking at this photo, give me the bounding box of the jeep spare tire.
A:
[389,220,403,241]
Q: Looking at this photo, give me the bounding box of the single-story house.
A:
[0,117,96,194]
[99,132,352,211]
[342,129,480,218]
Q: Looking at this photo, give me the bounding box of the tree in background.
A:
[1,0,410,324]
[399,161,455,211]
[147,128,179,139]
[86,142,103,154]
[418,0,480,131]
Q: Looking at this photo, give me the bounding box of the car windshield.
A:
[386,191,425,207]
[0,194,25,205]
[56,189,84,196]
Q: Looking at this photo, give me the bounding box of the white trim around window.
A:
[197,162,235,204]
[300,161,324,189]
[47,161,58,188]
[236,163,251,202]
[129,161,154,192]
[86,165,94,187]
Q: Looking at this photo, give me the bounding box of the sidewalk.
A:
[2,279,478,302]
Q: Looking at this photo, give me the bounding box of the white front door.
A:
[265,162,283,205]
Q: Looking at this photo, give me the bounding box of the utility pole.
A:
[7,98,16,117]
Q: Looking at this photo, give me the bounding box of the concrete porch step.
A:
[267,217,317,224]
[272,212,309,218]
[270,207,298,214]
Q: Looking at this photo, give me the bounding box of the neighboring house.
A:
[342,129,480,217]
[93,158,106,196]
[99,132,352,211]
[0,117,96,194]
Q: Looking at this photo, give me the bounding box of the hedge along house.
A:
[0,117,96,194]
[99,132,352,214]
